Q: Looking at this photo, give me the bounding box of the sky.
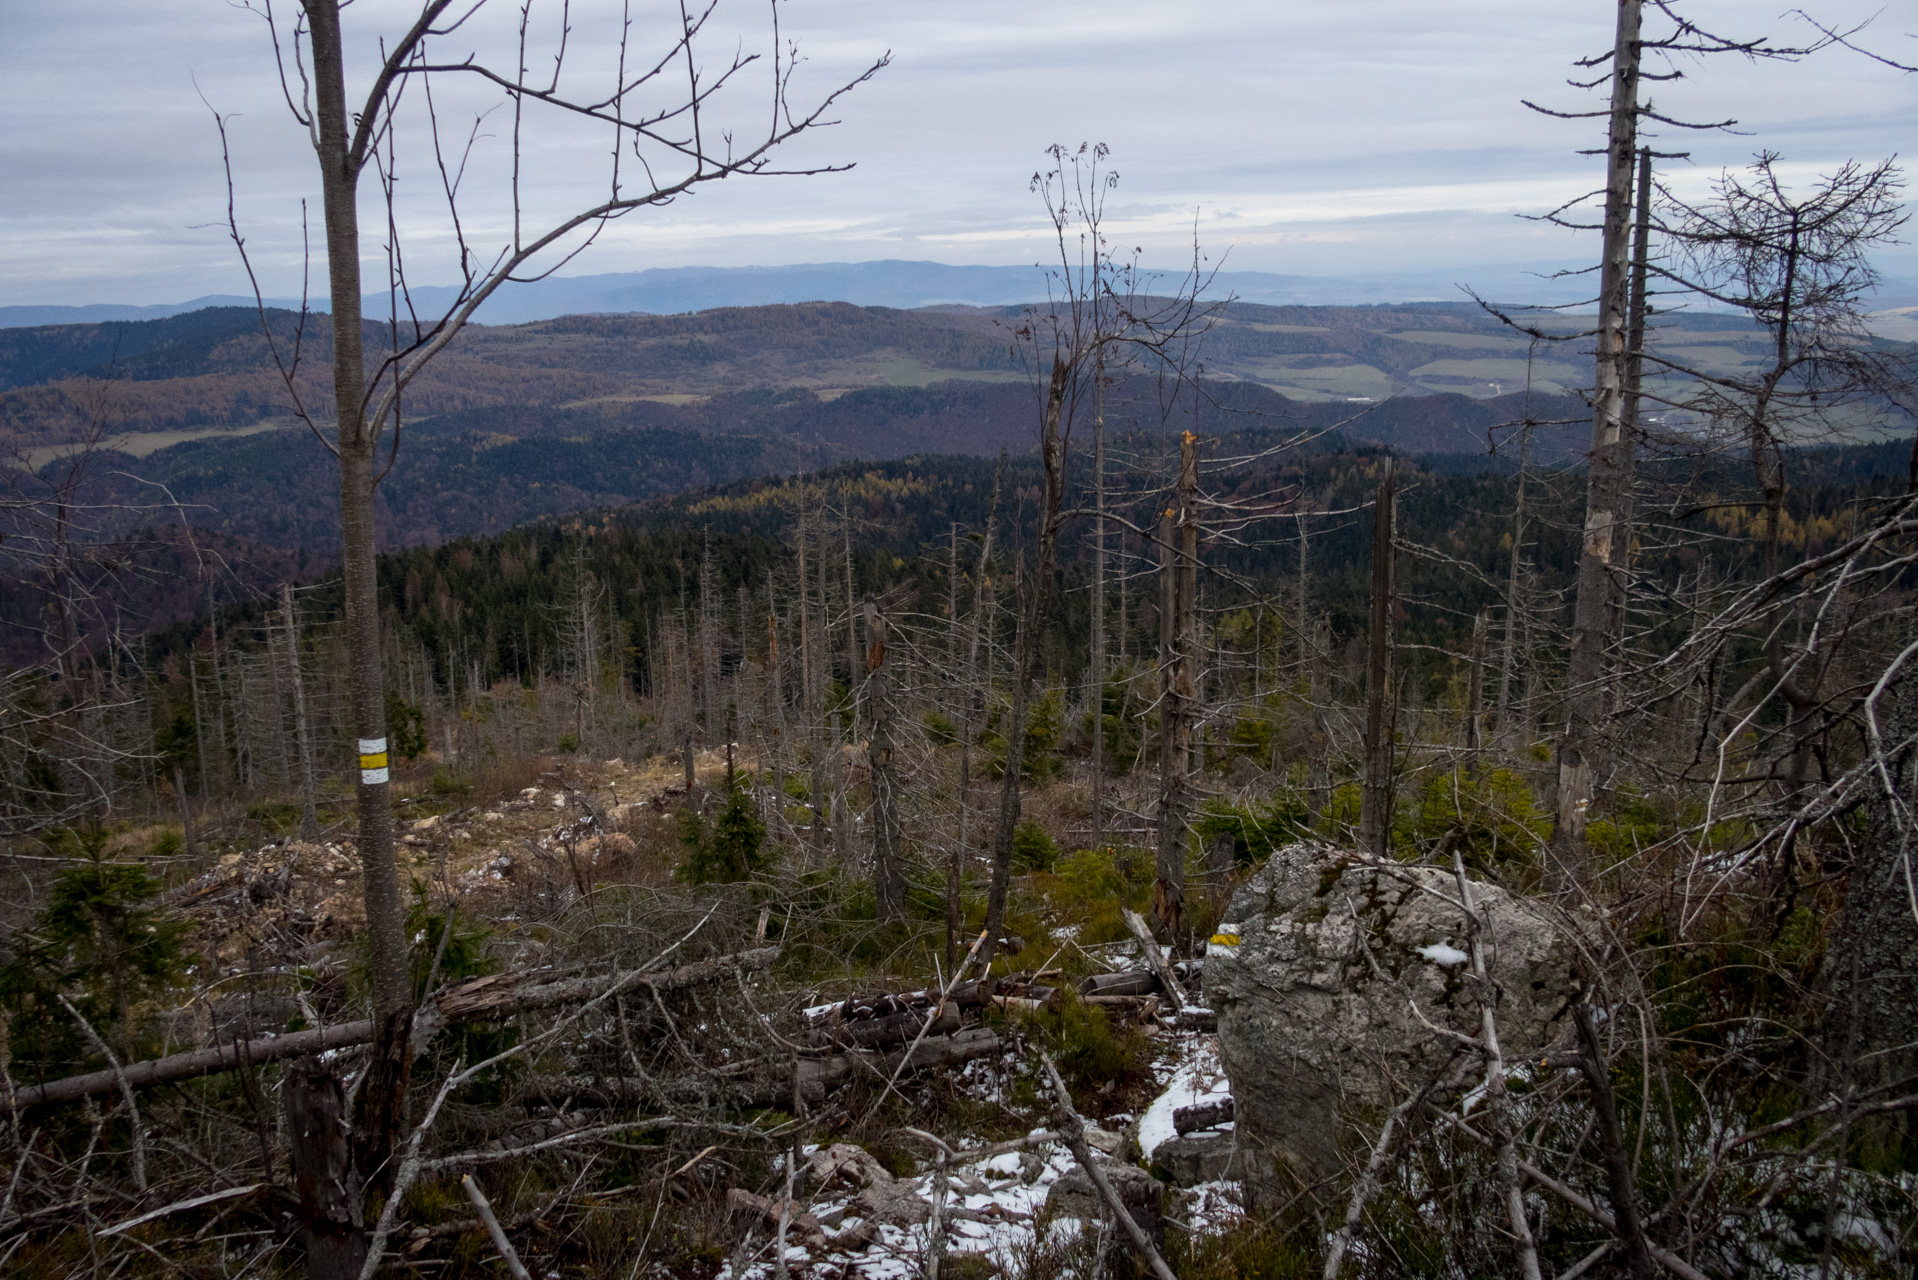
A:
[1,0,1913,308]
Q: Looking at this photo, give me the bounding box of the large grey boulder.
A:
[1204,842,1585,1191]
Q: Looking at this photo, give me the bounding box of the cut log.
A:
[1082,995,1160,1020]
[1080,970,1158,998]
[4,947,779,1114]
[807,1005,962,1049]
[809,979,997,1025]
[1172,1097,1235,1136]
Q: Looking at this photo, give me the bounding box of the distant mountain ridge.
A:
[0,258,1662,329]
[11,258,1916,330]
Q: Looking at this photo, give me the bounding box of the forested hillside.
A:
[6,0,1918,1273]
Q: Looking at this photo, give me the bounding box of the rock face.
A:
[1204,841,1584,1191]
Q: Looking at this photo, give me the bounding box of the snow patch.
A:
[1417,942,1470,967]
[1138,1038,1231,1160]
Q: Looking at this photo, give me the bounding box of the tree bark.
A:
[1360,460,1397,858]
[1090,354,1107,848]
[1819,620,1918,1097]
[1552,0,1642,890]
[1152,432,1199,935]
[983,360,1070,963]
[284,582,320,842]
[865,600,906,922]
[1606,146,1654,676]
[304,0,412,1194]
[285,1056,366,1280]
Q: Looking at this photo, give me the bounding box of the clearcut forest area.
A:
[3,3,1918,1280]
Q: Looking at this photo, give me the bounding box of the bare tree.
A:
[222,0,884,1243]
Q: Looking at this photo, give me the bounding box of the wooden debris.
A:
[1080,970,1159,998]
[1173,1097,1235,1136]
[1121,909,1185,1015]
[4,947,780,1113]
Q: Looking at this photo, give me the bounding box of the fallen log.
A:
[805,1004,962,1050]
[726,1188,827,1250]
[3,947,780,1114]
[1120,909,1185,1015]
[1079,970,1158,998]
[795,1027,1001,1105]
[1172,1098,1234,1136]
[1082,995,1160,1020]
[809,979,997,1025]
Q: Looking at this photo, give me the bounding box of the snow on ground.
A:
[720,1031,1242,1280]
[1137,1036,1231,1161]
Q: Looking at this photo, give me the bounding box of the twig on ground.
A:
[1038,1050,1177,1280]
[462,1173,534,1280]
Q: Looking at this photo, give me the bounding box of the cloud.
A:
[1,0,1911,306]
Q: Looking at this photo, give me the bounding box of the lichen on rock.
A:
[1204,840,1586,1192]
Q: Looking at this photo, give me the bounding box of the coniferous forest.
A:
[1,3,1916,1280]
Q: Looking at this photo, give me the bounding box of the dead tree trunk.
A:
[864,599,906,922]
[285,1056,365,1280]
[1360,460,1397,859]
[173,764,197,859]
[1819,616,1918,1095]
[284,582,320,842]
[1152,431,1199,936]
[1090,355,1108,848]
[1553,0,1642,890]
[1496,394,1535,752]
[983,361,1070,963]
[1607,145,1654,676]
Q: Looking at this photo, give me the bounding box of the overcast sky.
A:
[1,0,1912,308]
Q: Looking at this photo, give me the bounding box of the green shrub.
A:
[677,790,768,884]
[247,800,300,833]
[983,687,1065,781]
[429,769,471,796]
[1012,820,1059,873]
[923,709,959,745]
[385,690,428,761]
[1024,995,1149,1105]
[1193,794,1310,869]
[0,826,190,1068]
[1410,768,1548,877]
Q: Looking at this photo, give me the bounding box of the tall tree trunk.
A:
[284,583,320,841]
[1360,460,1398,858]
[810,519,833,861]
[1466,607,1488,768]
[1607,146,1653,672]
[173,764,197,860]
[1090,355,1107,849]
[953,464,1001,968]
[982,361,1070,965]
[864,600,906,922]
[1552,0,1642,890]
[1153,432,1199,936]
[1497,402,1534,752]
[305,0,411,1195]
